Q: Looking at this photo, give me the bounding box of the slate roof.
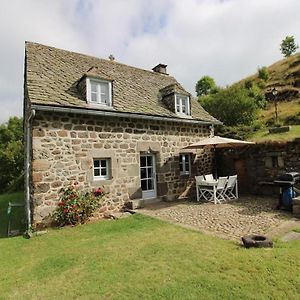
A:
[25,42,219,124]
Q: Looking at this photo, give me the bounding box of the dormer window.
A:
[175,94,190,116]
[87,78,112,106]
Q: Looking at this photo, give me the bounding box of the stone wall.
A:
[31,111,213,225]
[218,139,300,195]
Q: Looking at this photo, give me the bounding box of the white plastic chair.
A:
[224,175,238,200]
[215,176,228,203]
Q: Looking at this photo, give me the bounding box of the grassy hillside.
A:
[234,52,300,141]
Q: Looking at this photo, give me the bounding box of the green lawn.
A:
[250,125,300,142]
[0,214,299,299]
[0,192,25,238]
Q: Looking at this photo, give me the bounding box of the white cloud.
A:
[0,0,299,123]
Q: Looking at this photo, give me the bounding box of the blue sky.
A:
[0,0,299,123]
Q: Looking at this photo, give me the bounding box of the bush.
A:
[215,125,254,140]
[258,66,269,81]
[200,86,258,126]
[53,182,105,226]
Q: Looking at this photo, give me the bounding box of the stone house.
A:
[23,42,220,227]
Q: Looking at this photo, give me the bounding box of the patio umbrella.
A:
[183,136,254,177]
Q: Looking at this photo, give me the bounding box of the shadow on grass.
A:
[0,192,25,238]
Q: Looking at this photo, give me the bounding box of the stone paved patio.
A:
[137,196,300,241]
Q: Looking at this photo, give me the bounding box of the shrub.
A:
[258,66,269,81]
[201,86,258,126]
[53,182,105,226]
[215,125,254,140]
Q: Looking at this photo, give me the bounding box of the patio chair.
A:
[215,176,228,203]
[195,175,214,202]
[224,175,238,200]
[204,174,214,181]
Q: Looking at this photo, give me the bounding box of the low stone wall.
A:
[31,111,213,225]
[218,139,300,195]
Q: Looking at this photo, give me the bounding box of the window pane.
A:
[91,82,98,93]
[140,156,146,167]
[185,163,190,171]
[141,179,147,191]
[101,168,107,176]
[179,155,183,163]
[91,93,97,103]
[100,83,109,103]
[94,169,100,176]
[140,167,147,179]
[94,160,100,168]
[148,167,153,178]
[146,156,152,166]
[101,160,107,168]
[148,179,153,190]
[179,164,183,172]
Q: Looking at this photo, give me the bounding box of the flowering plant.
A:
[53,182,105,226]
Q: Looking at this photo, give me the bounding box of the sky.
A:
[0,0,299,123]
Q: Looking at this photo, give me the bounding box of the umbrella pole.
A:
[213,145,217,179]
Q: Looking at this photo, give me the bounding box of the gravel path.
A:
[137,196,296,240]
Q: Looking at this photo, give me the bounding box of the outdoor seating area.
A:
[195,174,238,204]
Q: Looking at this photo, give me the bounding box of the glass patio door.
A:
[140,154,157,199]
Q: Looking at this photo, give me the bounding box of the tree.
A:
[195,76,217,97]
[200,86,258,126]
[0,117,24,192]
[280,36,299,57]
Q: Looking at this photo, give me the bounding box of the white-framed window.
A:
[87,78,112,106]
[175,94,190,115]
[93,158,111,180]
[179,154,191,175]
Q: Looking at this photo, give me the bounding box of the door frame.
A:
[140,153,157,200]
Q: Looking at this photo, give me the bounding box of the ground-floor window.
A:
[179,154,191,175]
[93,158,111,180]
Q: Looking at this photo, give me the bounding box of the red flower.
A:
[63,208,69,213]
[94,187,104,196]
[58,201,65,206]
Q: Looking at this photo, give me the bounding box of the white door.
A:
[140,154,157,199]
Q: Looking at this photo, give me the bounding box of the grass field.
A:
[0,213,299,299]
[0,192,25,238]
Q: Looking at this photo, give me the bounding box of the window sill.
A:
[92,178,113,186]
[176,113,192,118]
[87,102,114,110]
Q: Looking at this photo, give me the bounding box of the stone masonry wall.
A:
[219,139,300,195]
[31,111,212,225]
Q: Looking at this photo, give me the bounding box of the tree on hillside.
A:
[0,117,24,192]
[280,36,299,57]
[195,76,217,97]
[200,86,258,126]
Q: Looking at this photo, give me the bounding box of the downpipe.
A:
[25,109,35,234]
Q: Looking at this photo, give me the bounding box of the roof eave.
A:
[30,104,221,125]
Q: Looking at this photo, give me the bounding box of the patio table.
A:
[196,179,219,204]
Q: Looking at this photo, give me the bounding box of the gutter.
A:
[25,109,35,232]
[31,104,221,125]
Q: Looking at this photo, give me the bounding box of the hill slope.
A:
[237,52,300,126]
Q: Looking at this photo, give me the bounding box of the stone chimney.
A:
[152,64,168,75]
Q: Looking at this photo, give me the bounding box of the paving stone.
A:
[138,196,295,241]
